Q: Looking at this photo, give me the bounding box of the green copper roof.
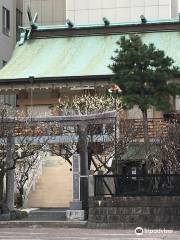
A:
[0,31,180,80]
[36,18,180,31]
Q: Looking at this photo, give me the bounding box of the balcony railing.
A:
[94,174,180,196]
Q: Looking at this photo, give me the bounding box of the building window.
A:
[2,7,10,36]
[0,95,16,107]
[16,9,22,42]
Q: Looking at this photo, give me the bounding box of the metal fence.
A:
[94,174,180,196]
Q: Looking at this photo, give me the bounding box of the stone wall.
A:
[88,196,180,229]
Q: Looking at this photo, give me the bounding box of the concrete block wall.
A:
[88,196,180,229]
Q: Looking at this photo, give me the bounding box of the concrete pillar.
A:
[69,154,82,210]
[66,123,89,221]
[88,175,94,197]
[78,124,89,211]
[66,154,85,221]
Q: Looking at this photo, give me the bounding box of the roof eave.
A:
[31,20,180,39]
[0,74,112,85]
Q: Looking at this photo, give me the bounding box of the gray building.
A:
[0,0,23,69]
[23,0,66,26]
[0,0,23,105]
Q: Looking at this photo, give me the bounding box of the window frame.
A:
[2,6,10,36]
[16,8,22,42]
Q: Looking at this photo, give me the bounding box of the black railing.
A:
[94,174,180,196]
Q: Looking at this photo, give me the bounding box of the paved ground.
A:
[0,228,179,240]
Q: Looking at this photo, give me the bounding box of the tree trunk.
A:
[142,109,149,145]
[5,135,15,212]
[141,109,150,173]
[17,186,24,207]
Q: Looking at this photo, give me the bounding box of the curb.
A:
[0,220,88,228]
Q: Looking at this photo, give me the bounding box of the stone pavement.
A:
[0,228,179,240]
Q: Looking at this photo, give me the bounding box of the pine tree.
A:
[109,34,180,143]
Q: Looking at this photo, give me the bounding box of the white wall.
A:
[171,0,179,18]
[66,0,178,25]
[23,0,178,26]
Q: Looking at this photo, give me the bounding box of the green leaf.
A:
[109,34,179,113]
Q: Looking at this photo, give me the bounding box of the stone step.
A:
[27,158,72,208]
[23,208,68,221]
